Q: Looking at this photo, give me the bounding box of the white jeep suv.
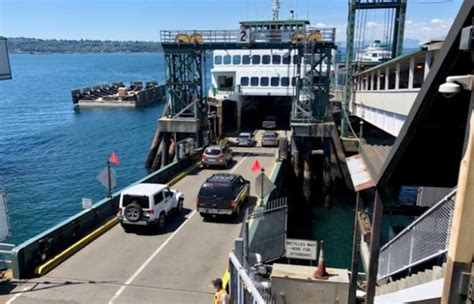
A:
[117,183,184,230]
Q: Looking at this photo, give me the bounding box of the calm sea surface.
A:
[0,53,166,245]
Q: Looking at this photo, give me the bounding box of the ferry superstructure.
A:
[208,19,333,134]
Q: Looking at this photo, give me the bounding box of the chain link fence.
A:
[378,189,456,280]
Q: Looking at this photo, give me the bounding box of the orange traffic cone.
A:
[313,241,329,279]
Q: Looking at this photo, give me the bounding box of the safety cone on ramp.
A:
[313,240,329,279]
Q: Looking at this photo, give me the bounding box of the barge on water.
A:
[71,81,166,107]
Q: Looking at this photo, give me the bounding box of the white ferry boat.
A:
[355,40,392,63]
[208,19,333,133]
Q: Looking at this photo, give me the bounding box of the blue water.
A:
[0,53,166,245]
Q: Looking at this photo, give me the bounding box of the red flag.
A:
[251,159,262,172]
[109,152,120,166]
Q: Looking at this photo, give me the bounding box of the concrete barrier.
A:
[11,155,198,279]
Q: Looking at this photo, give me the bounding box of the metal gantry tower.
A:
[155,24,337,202]
[341,0,407,138]
[164,50,205,120]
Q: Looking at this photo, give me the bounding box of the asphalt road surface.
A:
[3,146,277,304]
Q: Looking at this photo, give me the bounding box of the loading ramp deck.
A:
[2,146,277,304]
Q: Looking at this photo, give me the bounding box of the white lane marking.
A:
[6,286,30,304]
[230,155,248,173]
[108,210,197,304]
[108,156,248,303]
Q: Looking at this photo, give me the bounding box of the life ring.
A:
[175,33,190,43]
[307,31,323,42]
[190,33,204,44]
[291,32,305,44]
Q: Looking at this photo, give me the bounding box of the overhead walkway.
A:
[2,146,278,304]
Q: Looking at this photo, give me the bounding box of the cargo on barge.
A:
[71,81,166,107]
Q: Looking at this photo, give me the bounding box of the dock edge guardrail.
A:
[229,252,266,304]
[11,154,199,279]
[377,189,456,280]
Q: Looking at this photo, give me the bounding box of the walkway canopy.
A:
[376,0,473,188]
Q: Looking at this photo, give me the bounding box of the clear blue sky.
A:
[0,0,463,42]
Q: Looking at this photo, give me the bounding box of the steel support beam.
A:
[342,0,357,138]
[342,0,406,137]
[366,190,384,304]
[349,193,362,304]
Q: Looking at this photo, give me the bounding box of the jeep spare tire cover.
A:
[124,203,142,222]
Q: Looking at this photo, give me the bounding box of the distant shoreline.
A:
[7,37,163,54]
[10,51,163,55]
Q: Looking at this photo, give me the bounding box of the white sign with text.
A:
[286,238,317,260]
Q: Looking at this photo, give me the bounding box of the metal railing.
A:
[229,252,272,304]
[378,189,456,280]
[160,28,335,45]
[210,85,242,97]
[0,243,14,269]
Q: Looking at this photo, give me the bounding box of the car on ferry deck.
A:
[262,115,277,129]
[261,131,279,147]
[237,132,254,147]
[202,145,233,168]
[197,173,250,219]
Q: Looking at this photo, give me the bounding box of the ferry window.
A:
[260,77,269,86]
[251,77,259,86]
[240,77,249,86]
[232,55,241,65]
[262,55,271,64]
[293,55,300,65]
[367,75,372,91]
[291,77,296,86]
[272,55,281,64]
[243,55,251,65]
[252,55,261,64]
[281,77,290,87]
[218,75,234,89]
[223,55,231,65]
[373,75,378,90]
[271,77,279,87]
[214,56,222,65]
[282,55,290,64]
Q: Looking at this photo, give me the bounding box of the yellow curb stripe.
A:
[167,162,201,186]
[34,161,200,276]
[35,217,118,276]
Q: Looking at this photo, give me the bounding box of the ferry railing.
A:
[160,28,335,45]
[210,85,242,97]
[377,189,456,280]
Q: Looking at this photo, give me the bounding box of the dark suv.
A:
[197,173,250,218]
